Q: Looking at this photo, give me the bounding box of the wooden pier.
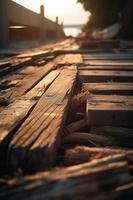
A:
[0,38,133,199]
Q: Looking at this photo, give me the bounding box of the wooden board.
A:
[87,98,133,127]
[0,69,61,158]
[87,95,133,103]
[83,54,133,60]
[79,70,133,82]
[83,53,133,57]
[90,126,133,148]
[83,83,133,95]
[79,65,133,71]
[91,126,133,139]
[3,62,54,101]
[0,38,74,78]
[6,66,77,173]
[84,60,133,66]
[0,58,31,77]
[64,146,133,166]
[80,40,120,49]
[0,155,132,200]
[0,55,65,105]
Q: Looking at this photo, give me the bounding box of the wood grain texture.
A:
[6,66,77,172]
[84,60,133,66]
[79,70,133,82]
[86,94,133,127]
[0,69,61,160]
[83,83,133,95]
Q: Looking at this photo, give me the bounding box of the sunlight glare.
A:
[13,0,89,24]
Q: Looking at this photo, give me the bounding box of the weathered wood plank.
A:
[87,95,133,103]
[0,54,68,105]
[83,53,133,57]
[0,69,61,155]
[90,126,133,148]
[54,54,82,66]
[2,61,55,102]
[63,146,133,166]
[63,128,133,149]
[65,118,87,134]
[79,65,133,71]
[0,155,132,200]
[0,58,32,77]
[63,132,117,147]
[79,70,133,82]
[83,53,133,60]
[80,40,120,49]
[83,83,133,95]
[87,99,133,127]
[6,66,77,172]
[84,60,133,66]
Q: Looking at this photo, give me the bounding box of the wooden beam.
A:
[83,83,133,95]
[64,146,133,166]
[83,54,133,60]
[79,70,133,82]
[6,66,77,172]
[90,126,133,148]
[79,65,133,71]
[84,60,133,66]
[87,98,133,127]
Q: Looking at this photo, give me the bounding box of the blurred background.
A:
[12,0,90,37]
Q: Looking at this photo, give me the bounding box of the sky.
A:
[13,0,90,25]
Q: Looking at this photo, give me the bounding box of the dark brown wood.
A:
[80,40,120,49]
[63,132,118,147]
[0,155,131,200]
[90,126,133,148]
[87,98,133,127]
[79,70,133,82]
[65,119,87,134]
[0,57,32,77]
[91,126,133,138]
[79,65,133,71]
[83,54,133,60]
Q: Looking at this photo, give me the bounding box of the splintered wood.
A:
[0,69,61,145]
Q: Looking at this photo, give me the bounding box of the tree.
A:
[78,0,126,29]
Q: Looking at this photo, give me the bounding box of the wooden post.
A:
[61,22,64,30]
[0,0,9,48]
[61,22,64,37]
[40,5,46,41]
[56,16,60,38]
